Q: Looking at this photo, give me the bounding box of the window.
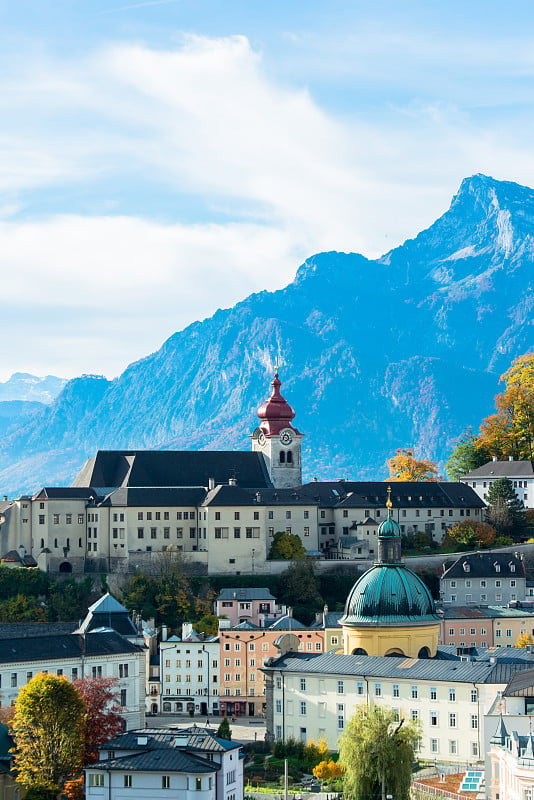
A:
[304,526,310,536]
[411,685,418,699]
[124,775,132,787]
[10,674,16,688]
[471,714,478,729]
[430,711,438,726]
[300,702,307,715]
[449,740,457,755]
[137,527,144,538]
[375,683,381,697]
[411,710,419,721]
[234,512,240,520]
[89,775,105,787]
[431,739,439,754]
[39,515,45,525]
[234,527,240,538]
[53,513,60,524]
[119,664,129,678]
[286,510,291,519]
[496,629,502,638]
[66,514,72,524]
[506,629,512,638]
[196,778,202,791]
[393,684,399,698]
[162,776,170,789]
[357,681,364,695]
[471,689,478,702]
[337,680,344,694]
[449,688,456,702]
[430,686,437,700]
[449,713,456,728]
[300,678,306,691]
[120,689,127,707]
[276,699,282,713]
[151,527,157,539]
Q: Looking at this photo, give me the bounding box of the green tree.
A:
[216,716,232,740]
[269,532,306,560]
[13,673,86,794]
[486,477,526,537]
[387,448,438,481]
[445,429,491,480]
[0,595,47,623]
[338,705,420,800]
[279,557,322,607]
[195,613,220,637]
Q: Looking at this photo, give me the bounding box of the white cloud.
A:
[1,32,534,379]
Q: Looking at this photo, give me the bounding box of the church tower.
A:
[251,370,304,489]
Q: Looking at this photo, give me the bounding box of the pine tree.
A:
[486,477,526,537]
[216,716,232,740]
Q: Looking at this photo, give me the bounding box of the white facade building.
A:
[159,627,219,717]
[85,725,243,800]
[461,457,534,509]
[263,648,534,765]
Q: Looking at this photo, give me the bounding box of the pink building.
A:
[214,588,286,627]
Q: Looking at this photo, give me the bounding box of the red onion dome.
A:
[257,371,300,436]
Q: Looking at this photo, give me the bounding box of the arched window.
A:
[418,647,431,659]
[286,450,293,464]
[279,451,286,463]
[352,647,367,656]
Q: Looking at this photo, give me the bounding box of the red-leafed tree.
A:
[74,677,125,763]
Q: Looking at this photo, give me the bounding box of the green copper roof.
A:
[377,515,401,538]
[341,564,438,626]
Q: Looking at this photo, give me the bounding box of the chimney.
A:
[161,624,168,642]
[2,496,7,502]
[229,478,237,487]
[208,477,215,490]
[313,477,318,482]
[288,607,293,617]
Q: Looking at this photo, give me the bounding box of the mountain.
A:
[0,373,66,404]
[1,174,533,496]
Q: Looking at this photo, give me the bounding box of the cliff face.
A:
[1,175,533,495]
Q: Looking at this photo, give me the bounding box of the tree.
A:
[313,759,344,784]
[74,676,124,763]
[269,531,306,560]
[195,613,220,637]
[338,705,420,800]
[279,558,322,607]
[445,429,491,480]
[12,673,86,794]
[515,632,534,648]
[216,716,232,740]
[486,477,526,537]
[387,449,438,482]
[0,595,46,623]
[442,520,497,551]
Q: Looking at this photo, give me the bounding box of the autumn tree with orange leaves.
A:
[447,353,534,479]
[387,448,438,482]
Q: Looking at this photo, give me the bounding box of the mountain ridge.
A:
[1,174,533,496]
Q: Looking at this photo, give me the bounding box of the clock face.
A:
[280,429,293,445]
[258,432,266,446]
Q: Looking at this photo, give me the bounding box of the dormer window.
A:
[463,563,470,573]
[494,563,501,573]
[509,563,516,573]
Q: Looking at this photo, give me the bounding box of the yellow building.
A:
[341,489,440,658]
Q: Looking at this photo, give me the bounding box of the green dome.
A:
[377,515,401,538]
[341,564,438,626]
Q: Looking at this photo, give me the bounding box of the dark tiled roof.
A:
[298,481,484,509]
[503,667,534,696]
[216,588,276,602]
[101,487,207,507]
[32,487,97,500]
[462,460,534,479]
[0,623,77,639]
[441,552,525,580]
[0,630,141,663]
[73,450,272,490]
[87,749,217,773]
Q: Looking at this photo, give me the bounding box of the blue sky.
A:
[1,0,534,381]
